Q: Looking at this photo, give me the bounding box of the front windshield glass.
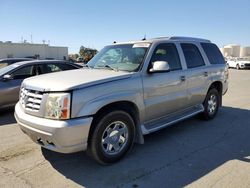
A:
[87,44,149,72]
[0,62,10,69]
[0,64,17,76]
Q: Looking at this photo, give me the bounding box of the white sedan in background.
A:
[227,58,250,70]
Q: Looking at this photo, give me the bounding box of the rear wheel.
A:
[202,88,220,120]
[88,110,135,164]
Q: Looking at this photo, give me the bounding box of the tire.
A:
[202,88,220,120]
[88,110,135,164]
[236,64,240,70]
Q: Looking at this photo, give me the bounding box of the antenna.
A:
[30,34,33,43]
[142,34,146,41]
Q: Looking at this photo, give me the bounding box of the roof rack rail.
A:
[169,36,211,42]
[151,36,211,43]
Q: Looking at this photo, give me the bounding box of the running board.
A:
[142,105,204,135]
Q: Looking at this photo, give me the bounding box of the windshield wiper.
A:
[97,65,118,71]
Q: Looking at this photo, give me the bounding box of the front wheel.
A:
[88,110,135,164]
[202,88,220,120]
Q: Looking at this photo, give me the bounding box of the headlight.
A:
[45,93,71,120]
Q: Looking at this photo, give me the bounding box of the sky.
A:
[0,0,250,53]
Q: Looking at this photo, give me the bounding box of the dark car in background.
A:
[0,60,82,109]
[0,58,33,69]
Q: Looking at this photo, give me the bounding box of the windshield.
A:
[0,64,18,76]
[0,62,10,69]
[87,44,149,72]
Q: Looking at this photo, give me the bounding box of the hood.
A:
[23,68,132,92]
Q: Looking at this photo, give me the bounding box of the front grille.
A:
[20,87,43,112]
[244,63,250,67]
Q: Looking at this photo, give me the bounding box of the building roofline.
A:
[0,42,68,48]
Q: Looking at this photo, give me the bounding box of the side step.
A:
[142,105,204,135]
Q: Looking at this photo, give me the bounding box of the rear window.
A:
[201,43,225,64]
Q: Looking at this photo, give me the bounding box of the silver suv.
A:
[15,37,228,164]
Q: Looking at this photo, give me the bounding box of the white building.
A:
[0,41,68,60]
[220,44,250,58]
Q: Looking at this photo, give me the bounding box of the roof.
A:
[14,59,68,66]
[0,58,33,62]
[113,36,211,45]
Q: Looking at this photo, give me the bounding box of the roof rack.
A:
[151,36,211,43]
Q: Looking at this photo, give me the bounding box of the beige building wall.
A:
[240,47,250,57]
[223,47,233,57]
[223,44,240,57]
[0,42,68,60]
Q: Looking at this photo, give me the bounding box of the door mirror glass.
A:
[149,61,170,73]
[3,74,12,81]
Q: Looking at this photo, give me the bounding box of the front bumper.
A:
[15,102,93,153]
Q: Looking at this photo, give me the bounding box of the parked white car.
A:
[227,58,250,69]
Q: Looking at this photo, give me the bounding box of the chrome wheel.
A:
[207,94,217,115]
[101,121,128,155]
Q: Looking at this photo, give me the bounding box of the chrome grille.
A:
[20,87,43,112]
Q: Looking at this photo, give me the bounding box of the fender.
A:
[76,91,145,121]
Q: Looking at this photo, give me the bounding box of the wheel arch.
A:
[88,101,144,145]
[207,81,223,106]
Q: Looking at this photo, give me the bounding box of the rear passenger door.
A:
[181,43,209,107]
[143,43,188,122]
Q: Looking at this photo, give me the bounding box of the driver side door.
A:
[143,43,188,122]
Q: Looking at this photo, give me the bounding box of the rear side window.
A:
[181,43,205,68]
[201,43,225,64]
[150,43,182,71]
[38,64,62,74]
[56,63,78,71]
[38,63,78,74]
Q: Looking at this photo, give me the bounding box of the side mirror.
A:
[149,61,170,73]
[3,74,12,81]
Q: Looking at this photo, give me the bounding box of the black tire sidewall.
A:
[203,88,219,120]
[90,111,135,164]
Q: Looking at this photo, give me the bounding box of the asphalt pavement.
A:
[0,69,250,188]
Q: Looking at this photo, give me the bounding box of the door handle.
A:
[180,76,186,82]
[204,72,208,77]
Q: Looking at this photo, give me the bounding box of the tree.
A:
[79,46,98,63]
[68,53,79,61]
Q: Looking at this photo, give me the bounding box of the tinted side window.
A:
[38,63,77,74]
[57,63,78,71]
[201,43,225,64]
[181,43,205,68]
[11,66,35,79]
[38,64,62,74]
[150,43,182,71]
